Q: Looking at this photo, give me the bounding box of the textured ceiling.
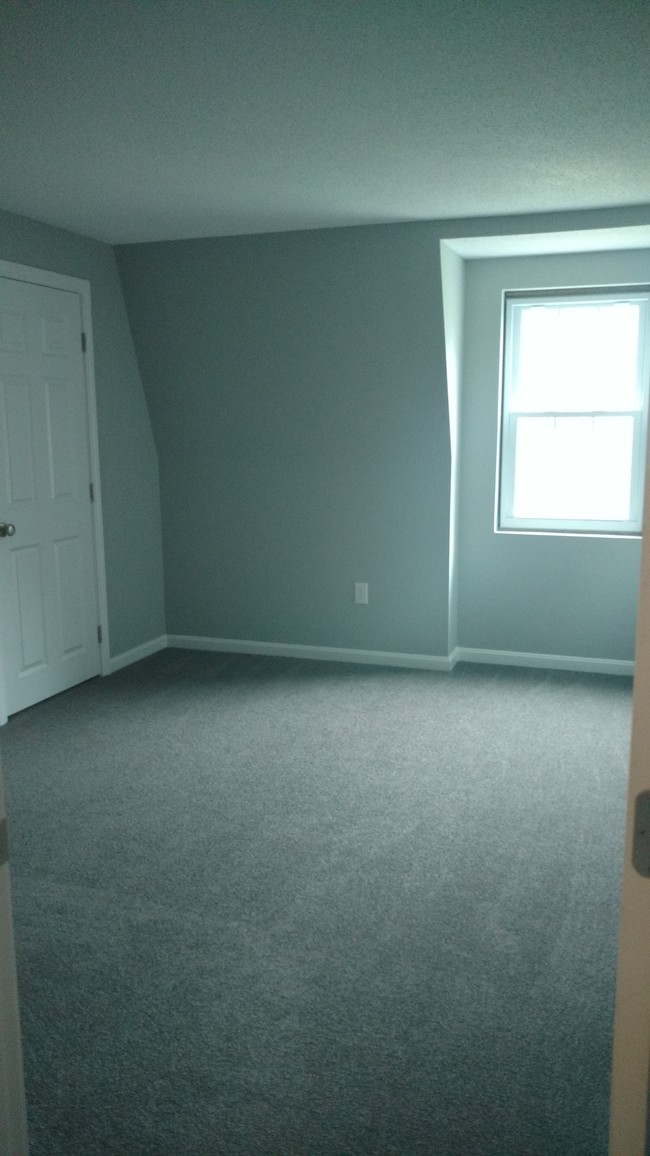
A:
[2,0,650,244]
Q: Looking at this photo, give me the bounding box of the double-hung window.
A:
[497,288,650,535]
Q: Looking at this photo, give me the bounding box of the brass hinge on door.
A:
[81,331,87,353]
[89,482,94,503]
[97,625,102,645]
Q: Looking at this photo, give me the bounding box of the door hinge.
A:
[89,481,94,503]
[81,331,87,353]
[97,624,102,645]
[0,817,8,869]
[632,790,650,878]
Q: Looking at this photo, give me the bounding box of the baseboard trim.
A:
[105,634,168,675]
[167,634,454,672]
[103,636,634,678]
[454,647,634,677]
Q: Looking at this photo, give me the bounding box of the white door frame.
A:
[0,750,28,1156]
[609,422,650,1153]
[0,260,110,724]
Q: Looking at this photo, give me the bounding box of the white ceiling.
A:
[2,0,650,245]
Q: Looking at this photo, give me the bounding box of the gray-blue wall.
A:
[116,225,452,655]
[115,204,650,664]
[0,209,165,657]
[1,203,647,674]
[458,248,648,660]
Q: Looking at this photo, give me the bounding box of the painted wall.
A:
[0,210,165,657]
[457,248,648,660]
[116,224,452,656]
[115,203,650,664]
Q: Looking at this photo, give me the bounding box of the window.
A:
[497,288,650,535]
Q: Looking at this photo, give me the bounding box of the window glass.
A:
[498,289,649,534]
[514,303,640,412]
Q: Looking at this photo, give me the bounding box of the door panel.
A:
[45,375,75,497]
[3,374,35,502]
[54,537,85,655]
[13,545,47,671]
[0,277,100,716]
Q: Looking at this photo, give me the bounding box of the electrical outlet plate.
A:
[355,582,368,604]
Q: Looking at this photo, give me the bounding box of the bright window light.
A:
[498,290,650,535]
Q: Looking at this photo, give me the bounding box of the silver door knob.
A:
[0,523,15,537]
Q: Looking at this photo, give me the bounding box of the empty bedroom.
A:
[1,3,650,1154]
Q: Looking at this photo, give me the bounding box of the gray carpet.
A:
[1,649,632,1155]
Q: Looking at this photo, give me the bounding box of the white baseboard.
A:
[166,634,454,672]
[454,646,634,677]
[104,634,168,675]
[103,635,634,679]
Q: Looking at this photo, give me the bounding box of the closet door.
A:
[0,272,101,717]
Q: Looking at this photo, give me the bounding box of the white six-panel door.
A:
[0,274,101,717]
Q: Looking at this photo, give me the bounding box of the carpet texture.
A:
[1,649,632,1155]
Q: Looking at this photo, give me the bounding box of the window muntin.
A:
[497,290,650,535]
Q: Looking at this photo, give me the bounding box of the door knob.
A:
[0,523,15,537]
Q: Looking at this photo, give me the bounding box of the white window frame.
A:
[496,286,650,537]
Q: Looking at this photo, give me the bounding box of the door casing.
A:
[0,748,28,1156]
[609,363,650,1154]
